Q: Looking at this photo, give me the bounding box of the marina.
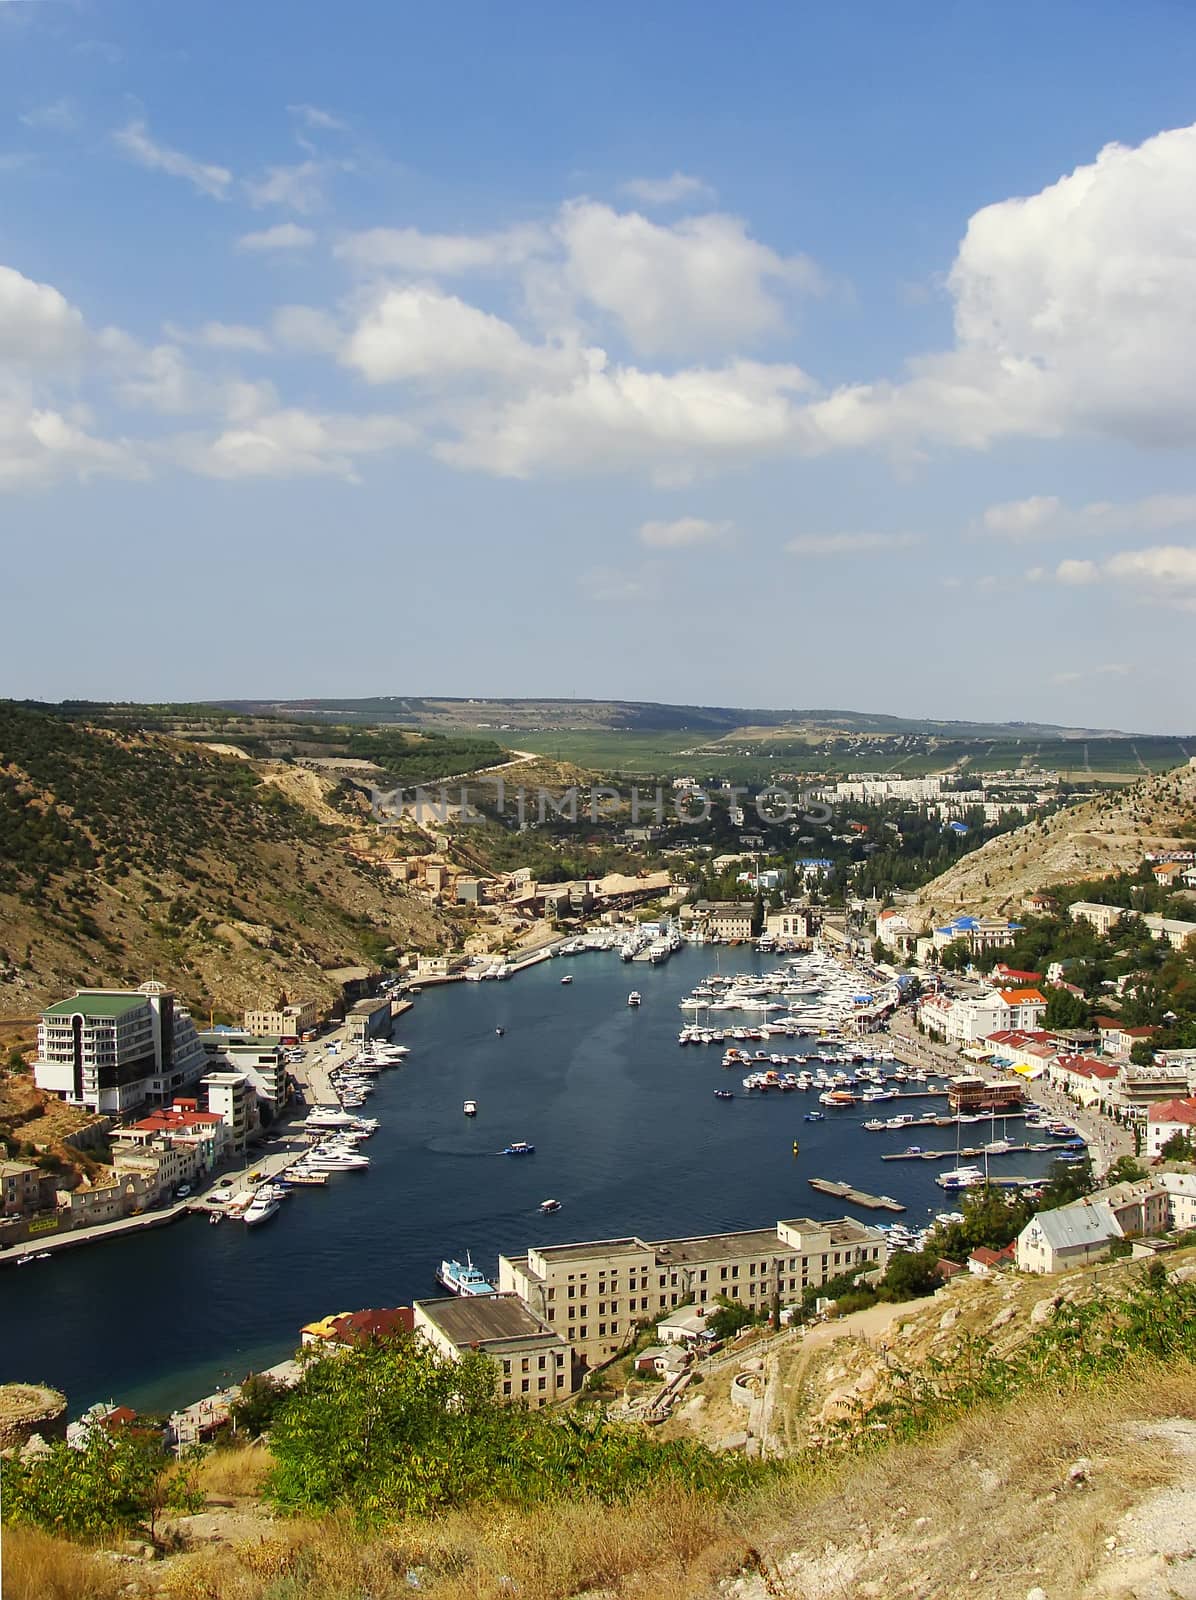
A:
[0,942,1077,1414]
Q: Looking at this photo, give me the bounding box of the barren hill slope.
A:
[905,759,1196,925]
[0,704,448,1020]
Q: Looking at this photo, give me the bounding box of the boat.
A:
[560,975,573,985]
[539,1198,562,1213]
[804,1110,825,1122]
[436,1254,495,1296]
[242,1189,283,1226]
[208,1212,223,1225]
[464,1099,478,1116]
[627,991,642,1007]
[936,1165,986,1191]
[495,1027,505,1037]
[501,1141,535,1157]
[713,1089,734,1100]
[862,1118,886,1132]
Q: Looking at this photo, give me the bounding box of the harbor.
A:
[0,942,1078,1415]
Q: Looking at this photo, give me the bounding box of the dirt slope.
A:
[906,760,1196,924]
[0,704,448,1019]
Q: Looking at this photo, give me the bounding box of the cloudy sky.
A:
[3,1,1196,731]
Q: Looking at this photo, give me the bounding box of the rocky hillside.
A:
[0,703,449,1020]
[906,759,1196,925]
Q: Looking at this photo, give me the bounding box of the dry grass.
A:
[0,1526,127,1600]
[191,1441,272,1500]
[8,1363,1196,1600]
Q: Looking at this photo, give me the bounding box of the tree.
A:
[879,1250,941,1300]
[229,1371,287,1438]
[1044,987,1092,1030]
[1039,1156,1096,1210]
[0,1429,200,1541]
[1161,1131,1196,1163]
[705,1298,757,1341]
[1106,1154,1148,1184]
[938,938,971,972]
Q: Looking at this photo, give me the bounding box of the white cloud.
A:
[20,98,77,133]
[272,304,342,354]
[113,119,232,199]
[164,321,271,354]
[981,490,1196,542]
[556,200,820,356]
[1056,558,1101,585]
[981,496,1063,538]
[785,531,921,557]
[237,222,315,252]
[343,285,583,386]
[577,564,652,604]
[0,263,86,366]
[638,515,732,549]
[167,407,417,481]
[620,172,713,206]
[287,103,348,133]
[0,377,143,491]
[440,358,816,480]
[335,223,547,275]
[244,159,340,214]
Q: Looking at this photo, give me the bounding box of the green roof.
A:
[42,992,149,1020]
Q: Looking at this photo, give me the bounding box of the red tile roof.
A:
[1148,1098,1196,1126]
[330,1307,414,1344]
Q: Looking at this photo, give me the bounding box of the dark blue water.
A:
[0,947,1061,1415]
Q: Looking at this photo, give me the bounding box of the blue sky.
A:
[3,1,1196,731]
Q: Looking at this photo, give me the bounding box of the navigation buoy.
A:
[792,1141,800,1158]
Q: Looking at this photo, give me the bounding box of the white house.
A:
[1146,1097,1196,1159]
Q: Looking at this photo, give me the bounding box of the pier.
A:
[808,1178,906,1212]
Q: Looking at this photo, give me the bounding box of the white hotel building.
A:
[35,982,208,1115]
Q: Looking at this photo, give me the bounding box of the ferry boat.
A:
[539,1198,562,1213]
[627,991,642,1007]
[501,1141,535,1157]
[436,1254,495,1296]
[463,1099,478,1116]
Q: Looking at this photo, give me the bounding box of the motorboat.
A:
[495,1027,505,1037]
[862,1118,886,1131]
[713,1089,734,1100]
[539,1198,562,1213]
[560,975,573,985]
[464,1099,478,1116]
[628,991,642,1007]
[242,1189,283,1226]
[437,1254,495,1296]
[501,1141,535,1156]
[804,1110,825,1122]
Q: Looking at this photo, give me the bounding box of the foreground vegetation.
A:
[7,1264,1196,1599]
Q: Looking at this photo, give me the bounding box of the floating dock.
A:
[808,1178,906,1212]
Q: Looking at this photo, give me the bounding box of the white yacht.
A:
[242,1188,284,1226]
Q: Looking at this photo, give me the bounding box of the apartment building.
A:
[201,1072,257,1151]
[199,1032,289,1109]
[242,999,318,1040]
[412,1293,574,1407]
[498,1217,887,1369]
[35,982,207,1115]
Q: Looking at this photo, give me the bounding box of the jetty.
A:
[880,1143,1035,1162]
[808,1178,906,1212]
